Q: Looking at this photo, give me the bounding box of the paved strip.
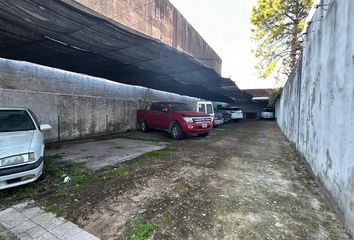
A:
[0,202,99,240]
[48,138,166,171]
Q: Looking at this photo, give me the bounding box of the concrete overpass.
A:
[0,0,245,102]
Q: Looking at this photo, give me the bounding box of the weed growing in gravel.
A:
[131,146,177,164]
[44,154,65,178]
[99,163,129,179]
[43,155,95,197]
[46,203,66,218]
[0,182,42,200]
[121,223,157,240]
[95,146,177,180]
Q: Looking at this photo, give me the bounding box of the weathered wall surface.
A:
[0,58,199,142]
[72,0,222,73]
[275,0,354,234]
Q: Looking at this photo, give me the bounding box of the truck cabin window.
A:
[168,103,192,112]
[199,104,206,113]
[206,104,214,114]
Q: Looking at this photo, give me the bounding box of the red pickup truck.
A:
[137,102,212,140]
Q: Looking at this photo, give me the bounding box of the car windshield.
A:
[168,103,192,112]
[0,110,35,132]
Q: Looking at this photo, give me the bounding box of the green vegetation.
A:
[44,155,65,179]
[99,163,129,179]
[46,204,66,217]
[44,156,94,197]
[99,146,176,178]
[159,212,171,225]
[0,182,41,200]
[251,0,313,80]
[132,146,176,164]
[268,87,283,107]
[121,223,157,240]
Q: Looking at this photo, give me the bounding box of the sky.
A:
[169,0,278,89]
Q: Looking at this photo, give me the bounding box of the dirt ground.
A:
[1,121,352,239]
[76,121,351,239]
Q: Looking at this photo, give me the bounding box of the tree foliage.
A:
[251,0,313,80]
[268,87,283,107]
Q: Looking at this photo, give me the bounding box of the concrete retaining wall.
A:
[275,0,354,234]
[72,0,222,73]
[0,58,199,141]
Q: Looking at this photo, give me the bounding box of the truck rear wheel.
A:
[141,120,149,132]
[170,122,184,140]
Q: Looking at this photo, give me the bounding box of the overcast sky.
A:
[169,0,278,89]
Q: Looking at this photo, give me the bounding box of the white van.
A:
[197,101,214,121]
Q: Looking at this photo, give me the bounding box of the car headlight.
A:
[0,153,36,168]
[183,117,194,123]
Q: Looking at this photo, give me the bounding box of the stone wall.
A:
[275,0,354,234]
[0,58,199,142]
[72,0,222,73]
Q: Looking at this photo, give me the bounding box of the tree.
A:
[268,87,283,107]
[251,0,313,81]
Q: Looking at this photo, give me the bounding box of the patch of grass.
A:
[71,173,93,186]
[46,204,66,217]
[0,182,42,201]
[99,163,129,179]
[121,223,157,240]
[127,156,147,165]
[131,146,177,164]
[45,156,93,187]
[44,155,65,179]
[159,211,171,225]
[55,185,72,197]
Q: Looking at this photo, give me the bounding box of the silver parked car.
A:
[0,108,51,190]
[260,108,275,120]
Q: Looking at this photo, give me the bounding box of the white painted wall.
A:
[276,0,354,234]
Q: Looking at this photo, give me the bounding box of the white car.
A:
[0,108,51,190]
[219,107,243,123]
[260,108,275,119]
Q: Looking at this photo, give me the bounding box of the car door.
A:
[206,103,214,120]
[148,103,160,128]
[155,103,170,130]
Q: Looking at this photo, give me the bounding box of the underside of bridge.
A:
[0,0,248,103]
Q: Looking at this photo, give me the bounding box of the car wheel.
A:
[198,133,209,137]
[141,120,149,132]
[233,119,240,123]
[170,122,184,140]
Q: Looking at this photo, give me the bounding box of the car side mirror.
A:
[40,124,52,131]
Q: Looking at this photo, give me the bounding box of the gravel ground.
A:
[1,120,351,240]
[77,121,351,239]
